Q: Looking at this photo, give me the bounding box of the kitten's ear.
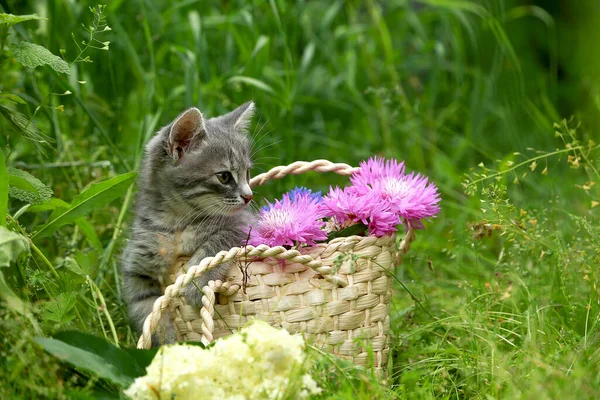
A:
[168,107,206,163]
[226,101,255,133]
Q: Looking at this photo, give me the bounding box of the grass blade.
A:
[228,76,275,95]
[0,152,7,226]
[35,335,140,387]
[32,172,137,240]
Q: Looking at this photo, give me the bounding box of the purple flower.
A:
[350,157,441,228]
[288,186,322,203]
[248,189,327,247]
[321,186,400,237]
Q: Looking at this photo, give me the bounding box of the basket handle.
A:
[137,244,340,349]
[249,159,357,188]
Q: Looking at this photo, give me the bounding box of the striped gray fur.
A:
[121,102,255,345]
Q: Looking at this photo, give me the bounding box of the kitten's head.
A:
[148,102,255,217]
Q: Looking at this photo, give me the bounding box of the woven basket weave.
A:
[138,160,416,371]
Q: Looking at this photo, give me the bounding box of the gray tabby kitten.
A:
[121,102,255,344]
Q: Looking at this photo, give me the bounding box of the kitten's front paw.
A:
[183,277,209,308]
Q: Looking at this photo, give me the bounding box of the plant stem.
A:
[30,241,59,279]
[6,214,59,278]
[13,160,114,171]
[12,204,31,220]
[96,184,133,285]
[73,304,88,330]
[87,276,120,347]
[0,25,8,59]
[467,145,595,187]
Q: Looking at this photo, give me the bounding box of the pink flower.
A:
[350,157,406,188]
[377,171,441,220]
[321,186,400,237]
[350,157,441,228]
[248,189,327,247]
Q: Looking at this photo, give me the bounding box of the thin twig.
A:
[12,160,115,172]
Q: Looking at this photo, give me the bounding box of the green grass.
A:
[1,0,600,398]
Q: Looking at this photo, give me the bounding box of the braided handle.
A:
[138,244,340,349]
[249,159,357,188]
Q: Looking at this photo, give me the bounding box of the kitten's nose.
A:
[241,194,253,204]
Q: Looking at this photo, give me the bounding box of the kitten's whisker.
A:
[171,197,215,228]
[248,201,261,212]
[197,205,229,239]
[251,137,279,155]
[189,207,223,239]
[187,202,225,228]
[251,160,280,169]
[249,114,261,142]
[156,193,212,228]
[250,119,270,148]
[250,129,273,155]
[188,207,213,226]
[174,197,225,229]
[249,115,268,143]
[251,139,282,158]
[252,156,280,164]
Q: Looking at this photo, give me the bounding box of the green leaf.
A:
[0,271,34,325]
[251,35,270,58]
[0,92,27,104]
[65,389,119,400]
[51,332,148,380]
[8,174,38,193]
[32,172,137,239]
[75,217,102,249]
[327,223,368,240]
[7,167,53,205]
[0,13,43,27]
[27,197,70,213]
[0,226,29,269]
[0,152,7,227]
[41,292,76,325]
[38,331,150,387]
[0,227,36,327]
[35,336,139,387]
[33,204,102,250]
[123,347,159,370]
[228,75,275,94]
[73,250,99,277]
[63,256,86,277]
[0,104,52,153]
[12,41,70,75]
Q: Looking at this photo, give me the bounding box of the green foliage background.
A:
[1,0,599,398]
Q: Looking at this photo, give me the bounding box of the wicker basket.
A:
[138,160,416,371]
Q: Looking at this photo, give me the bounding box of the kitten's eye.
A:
[216,171,233,184]
[246,169,250,181]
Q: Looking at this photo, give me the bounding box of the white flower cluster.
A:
[125,321,321,400]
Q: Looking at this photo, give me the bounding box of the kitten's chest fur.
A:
[155,223,218,262]
[156,226,202,262]
[136,210,249,270]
